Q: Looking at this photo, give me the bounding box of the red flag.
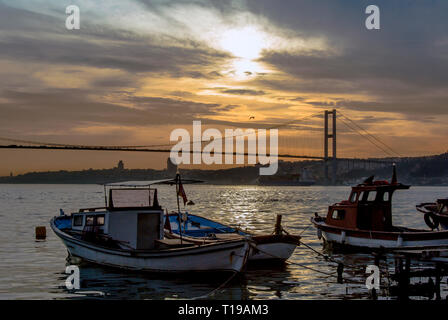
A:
[178,177,188,206]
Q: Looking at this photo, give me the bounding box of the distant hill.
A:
[1,153,448,185]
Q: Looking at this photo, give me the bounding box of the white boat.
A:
[164,213,300,262]
[50,180,251,273]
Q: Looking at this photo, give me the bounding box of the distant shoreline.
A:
[2,153,448,186]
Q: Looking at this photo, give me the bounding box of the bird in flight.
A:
[249,116,255,120]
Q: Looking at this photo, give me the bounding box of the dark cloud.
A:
[213,88,267,96]
[0,88,224,135]
[0,2,229,78]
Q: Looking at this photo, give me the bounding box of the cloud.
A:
[1,0,448,170]
[0,88,226,137]
[219,88,267,96]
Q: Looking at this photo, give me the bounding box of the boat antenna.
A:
[175,171,183,244]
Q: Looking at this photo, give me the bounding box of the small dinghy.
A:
[51,180,251,273]
[164,213,300,262]
[311,166,448,251]
[416,199,448,230]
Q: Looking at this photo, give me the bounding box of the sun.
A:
[219,26,266,60]
[217,26,270,80]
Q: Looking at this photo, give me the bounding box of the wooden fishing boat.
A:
[311,166,448,250]
[416,198,448,230]
[50,180,251,273]
[164,213,300,262]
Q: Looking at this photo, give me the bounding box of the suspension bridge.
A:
[0,110,404,184]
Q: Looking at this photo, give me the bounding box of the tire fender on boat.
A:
[424,212,439,230]
[317,228,322,240]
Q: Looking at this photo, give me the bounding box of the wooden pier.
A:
[383,248,448,300]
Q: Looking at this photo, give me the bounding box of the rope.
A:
[299,223,314,236]
[247,242,368,284]
[192,238,254,299]
[299,240,358,270]
[192,270,239,300]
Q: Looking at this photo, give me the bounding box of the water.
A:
[0,184,447,300]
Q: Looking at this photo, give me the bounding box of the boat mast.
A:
[175,172,183,244]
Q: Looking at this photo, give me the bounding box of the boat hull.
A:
[165,214,299,262]
[51,217,250,273]
[250,240,298,261]
[312,217,448,250]
[166,232,299,262]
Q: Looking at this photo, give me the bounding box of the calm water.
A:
[0,184,447,300]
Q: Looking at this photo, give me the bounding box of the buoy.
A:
[35,226,46,240]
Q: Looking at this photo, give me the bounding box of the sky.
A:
[0,0,448,175]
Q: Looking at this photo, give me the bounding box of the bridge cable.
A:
[0,112,322,151]
[337,111,402,158]
[337,116,399,158]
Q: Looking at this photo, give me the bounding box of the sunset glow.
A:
[0,0,447,174]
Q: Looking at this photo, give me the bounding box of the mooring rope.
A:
[192,236,378,300]
[192,270,240,300]
[299,240,359,270]
[192,240,254,300]
[299,223,314,236]
[247,243,369,284]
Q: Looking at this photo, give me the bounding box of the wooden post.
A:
[337,263,344,284]
[274,214,283,235]
[396,256,410,301]
[435,262,441,300]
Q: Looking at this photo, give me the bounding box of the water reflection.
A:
[1,184,448,299]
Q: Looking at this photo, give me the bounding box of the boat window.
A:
[383,192,390,202]
[359,191,368,202]
[349,192,357,202]
[86,216,94,226]
[96,215,105,226]
[85,215,105,226]
[367,191,377,202]
[73,215,83,226]
[332,209,345,220]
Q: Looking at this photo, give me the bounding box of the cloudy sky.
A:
[0,0,447,174]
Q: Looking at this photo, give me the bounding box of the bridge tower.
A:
[324,109,337,184]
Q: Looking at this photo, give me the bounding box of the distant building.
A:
[117,160,124,170]
[166,157,177,175]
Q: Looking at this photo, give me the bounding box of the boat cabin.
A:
[325,177,409,231]
[71,186,164,250]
